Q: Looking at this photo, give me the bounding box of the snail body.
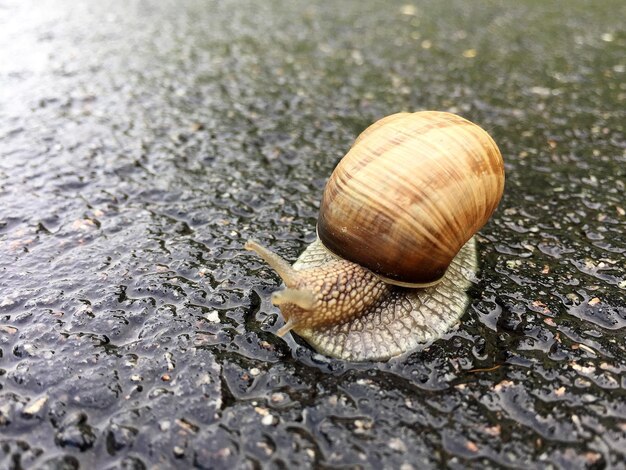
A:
[246,111,504,361]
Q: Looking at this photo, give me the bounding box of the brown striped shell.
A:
[317,111,504,287]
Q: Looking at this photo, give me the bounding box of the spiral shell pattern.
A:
[317,111,504,286]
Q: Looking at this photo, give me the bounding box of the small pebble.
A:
[270,392,287,404]
[388,437,407,452]
[354,419,373,434]
[22,396,48,417]
[159,421,171,432]
[485,425,501,437]
[256,440,273,456]
[493,380,514,392]
[466,441,479,453]
[206,311,220,323]
[261,414,276,426]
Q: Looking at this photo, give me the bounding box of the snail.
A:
[246,111,504,361]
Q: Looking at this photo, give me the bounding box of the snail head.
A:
[245,240,387,337]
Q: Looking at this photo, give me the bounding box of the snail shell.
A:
[246,111,504,361]
[318,111,504,286]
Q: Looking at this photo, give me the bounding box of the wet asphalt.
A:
[0,0,625,468]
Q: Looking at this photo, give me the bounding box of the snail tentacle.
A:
[276,317,298,337]
[244,240,299,286]
[271,288,315,310]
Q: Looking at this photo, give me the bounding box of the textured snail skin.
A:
[245,237,477,361]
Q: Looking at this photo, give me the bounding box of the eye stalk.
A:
[245,240,316,336]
